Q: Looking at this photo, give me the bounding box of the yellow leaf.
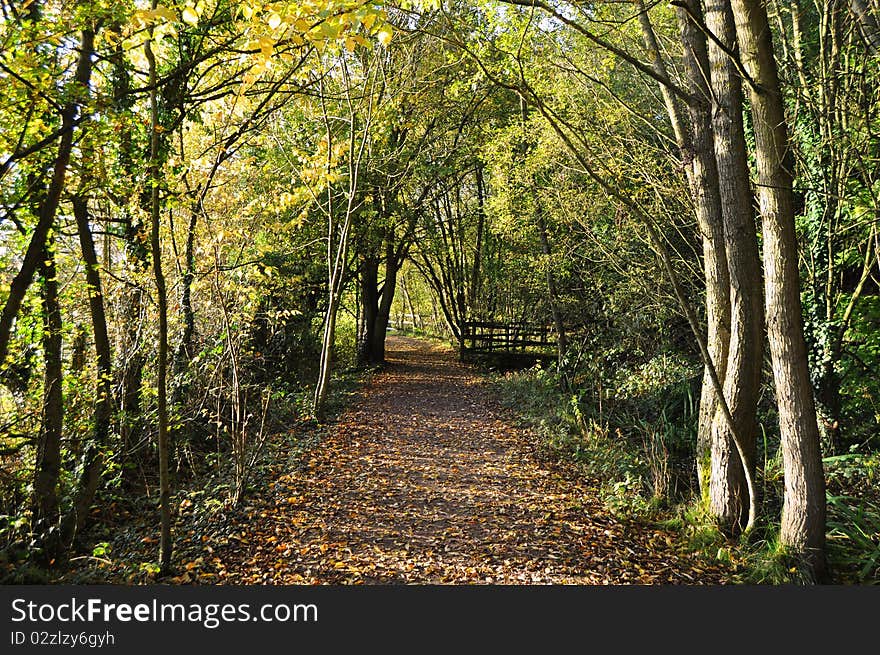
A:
[267,12,281,30]
[345,37,357,52]
[259,36,274,58]
[155,5,177,22]
[376,25,393,46]
[181,7,199,25]
[241,5,254,19]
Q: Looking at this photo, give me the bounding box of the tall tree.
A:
[145,8,172,573]
[702,0,765,534]
[729,0,827,578]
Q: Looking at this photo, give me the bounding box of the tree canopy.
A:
[1,0,879,584]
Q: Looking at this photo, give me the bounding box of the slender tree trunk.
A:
[62,196,114,545]
[637,2,692,152]
[314,218,353,422]
[536,209,568,367]
[705,0,765,534]
[470,165,486,313]
[730,0,827,579]
[145,21,173,574]
[110,35,146,463]
[172,202,199,401]
[32,234,62,533]
[315,292,340,422]
[655,1,732,499]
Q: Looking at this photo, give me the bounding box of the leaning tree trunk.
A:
[0,29,95,371]
[314,215,354,422]
[705,0,765,535]
[729,0,827,579]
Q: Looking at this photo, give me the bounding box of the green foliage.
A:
[824,453,880,583]
[494,349,701,521]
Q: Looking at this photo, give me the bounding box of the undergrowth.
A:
[0,365,371,585]
[492,357,880,585]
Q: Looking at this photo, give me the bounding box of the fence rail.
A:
[460,320,557,355]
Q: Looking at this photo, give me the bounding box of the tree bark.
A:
[60,196,114,544]
[172,201,199,400]
[358,255,381,366]
[32,235,62,532]
[145,20,173,574]
[469,165,487,313]
[651,1,732,499]
[704,0,765,534]
[849,0,880,53]
[372,238,402,363]
[109,37,147,460]
[314,216,353,422]
[729,0,827,578]
[536,208,568,367]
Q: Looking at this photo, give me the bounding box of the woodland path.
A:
[214,336,727,584]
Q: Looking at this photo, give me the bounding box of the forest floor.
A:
[56,336,731,585]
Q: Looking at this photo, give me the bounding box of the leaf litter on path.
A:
[211,336,729,585]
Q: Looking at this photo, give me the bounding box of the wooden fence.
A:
[460,320,557,356]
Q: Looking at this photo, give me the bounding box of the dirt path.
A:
[213,336,726,584]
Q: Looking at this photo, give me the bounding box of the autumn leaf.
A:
[181,7,199,25]
[376,25,393,46]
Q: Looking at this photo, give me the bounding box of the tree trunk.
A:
[729,0,827,579]
[664,1,732,498]
[705,0,765,534]
[58,197,115,545]
[372,239,402,364]
[849,0,880,53]
[358,234,402,366]
[314,217,353,422]
[469,165,486,312]
[358,256,381,366]
[536,208,567,367]
[32,235,63,533]
[110,34,146,463]
[172,201,199,403]
[145,22,173,574]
